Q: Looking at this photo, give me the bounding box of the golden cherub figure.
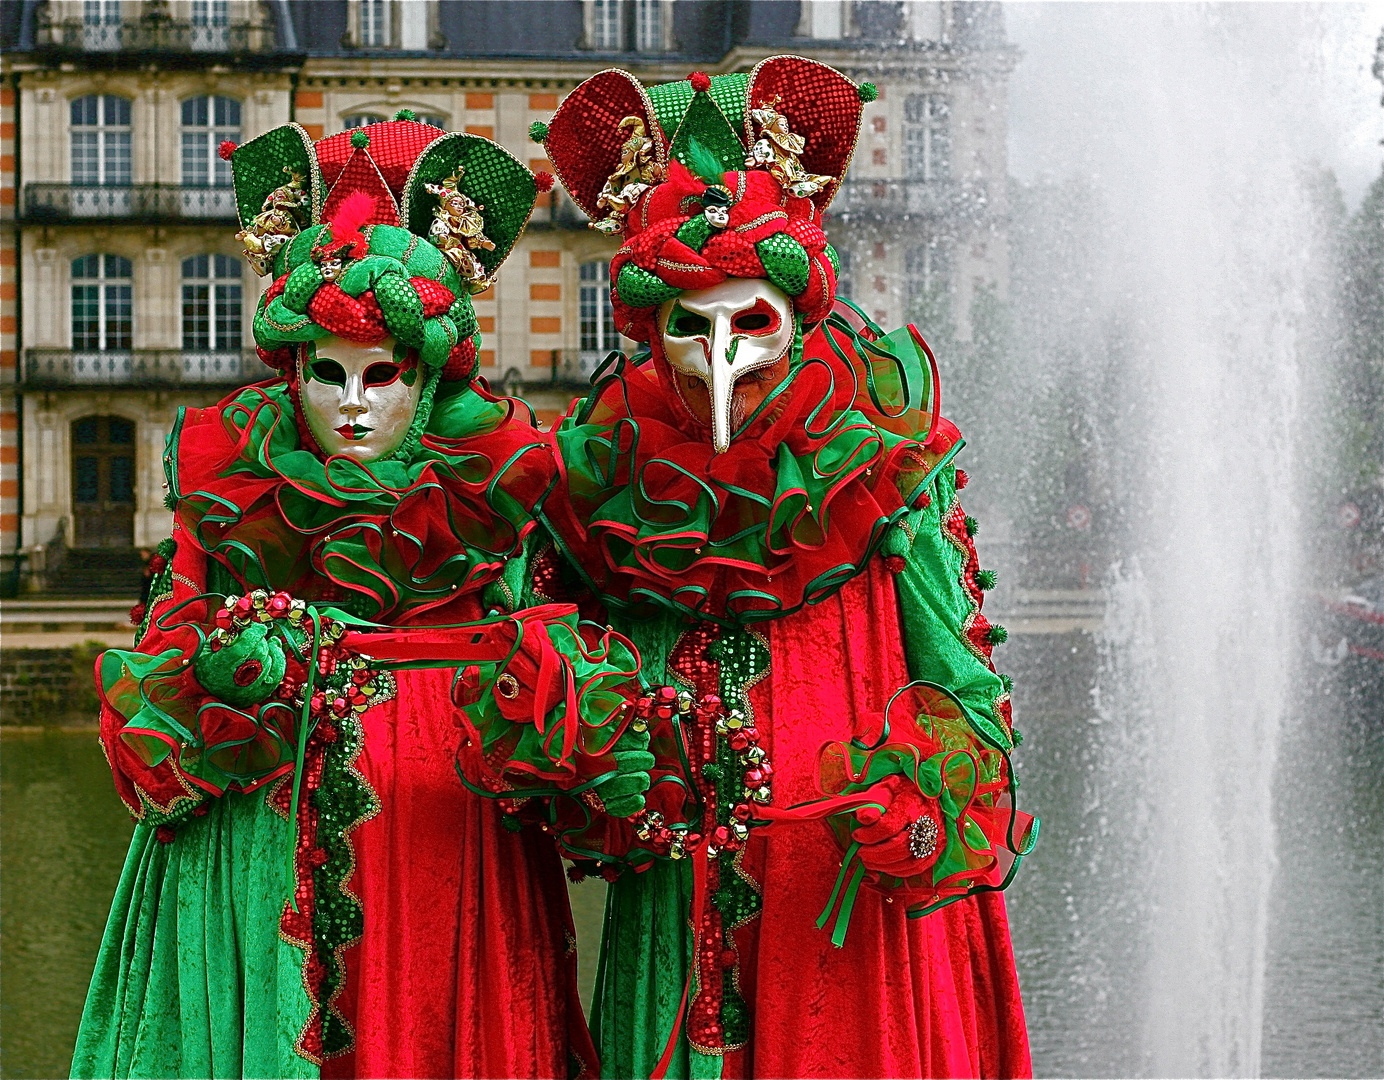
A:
[236,168,309,276]
[592,116,665,234]
[426,168,497,291]
[746,97,833,199]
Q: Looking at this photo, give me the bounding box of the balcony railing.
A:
[828,178,962,219]
[23,349,276,389]
[23,184,239,224]
[35,19,276,55]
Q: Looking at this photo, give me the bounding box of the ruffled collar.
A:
[170,378,552,623]
[541,321,959,625]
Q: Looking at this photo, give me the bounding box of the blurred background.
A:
[1,2,1380,1077]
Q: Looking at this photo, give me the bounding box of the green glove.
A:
[192,622,286,708]
[594,726,655,817]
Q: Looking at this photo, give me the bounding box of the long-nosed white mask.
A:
[297,334,424,462]
[657,278,795,454]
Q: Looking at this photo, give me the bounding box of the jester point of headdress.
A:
[225,114,536,382]
[533,56,872,342]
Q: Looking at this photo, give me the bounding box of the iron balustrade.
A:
[828,178,964,219]
[23,349,275,389]
[34,19,275,55]
[22,184,239,224]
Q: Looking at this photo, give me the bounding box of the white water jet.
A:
[1000,4,1382,1076]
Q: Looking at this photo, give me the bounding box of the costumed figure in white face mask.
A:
[72,115,662,1080]
[520,60,1038,1079]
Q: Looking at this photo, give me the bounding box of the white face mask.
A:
[297,334,424,462]
[658,278,795,453]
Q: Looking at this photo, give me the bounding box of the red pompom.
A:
[884,554,906,575]
[689,72,712,93]
[955,469,969,490]
[218,139,237,161]
[534,171,555,193]
[128,602,147,626]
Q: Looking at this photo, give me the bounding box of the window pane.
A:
[74,457,100,503]
[106,255,132,278]
[74,418,100,444]
[213,254,240,278]
[106,285,132,350]
[216,284,243,349]
[72,285,100,349]
[104,131,131,185]
[183,284,210,349]
[635,0,662,52]
[182,131,209,186]
[72,255,99,278]
[106,95,130,126]
[71,95,98,126]
[71,131,98,184]
[108,455,134,503]
[108,419,135,444]
[592,0,621,49]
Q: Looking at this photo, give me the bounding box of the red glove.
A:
[850,775,944,878]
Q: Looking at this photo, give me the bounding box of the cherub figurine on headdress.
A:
[234,166,309,276]
[592,115,666,233]
[746,96,834,198]
[426,167,498,290]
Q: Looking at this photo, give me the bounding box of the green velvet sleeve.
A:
[892,461,1014,752]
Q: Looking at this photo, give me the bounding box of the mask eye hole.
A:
[732,299,782,336]
[667,303,711,338]
[308,359,347,386]
[363,362,401,387]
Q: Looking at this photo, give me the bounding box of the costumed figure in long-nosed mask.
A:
[516,60,1038,1080]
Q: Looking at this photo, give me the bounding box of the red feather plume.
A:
[327,190,376,259]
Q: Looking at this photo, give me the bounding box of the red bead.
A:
[721,949,737,967]
[741,727,759,742]
[732,803,752,821]
[728,731,749,750]
[744,768,765,786]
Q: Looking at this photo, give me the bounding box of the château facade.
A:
[0,0,1014,591]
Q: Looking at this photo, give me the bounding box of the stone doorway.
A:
[70,415,135,549]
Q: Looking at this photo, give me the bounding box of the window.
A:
[343,112,388,131]
[181,95,241,187]
[72,255,133,353]
[419,114,447,130]
[579,261,619,371]
[190,0,229,50]
[590,0,622,49]
[182,255,242,351]
[835,248,853,302]
[82,0,122,50]
[71,95,131,186]
[904,94,951,182]
[360,0,391,47]
[634,0,663,52]
[905,240,952,330]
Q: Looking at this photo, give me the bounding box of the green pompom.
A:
[964,515,979,537]
[393,108,417,121]
[163,491,179,511]
[857,83,878,103]
[1012,727,1024,746]
[975,569,997,591]
[987,624,1008,645]
[500,813,524,833]
[529,121,549,144]
[351,129,370,148]
[702,763,724,783]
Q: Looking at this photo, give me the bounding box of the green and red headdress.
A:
[228,116,536,382]
[535,56,870,343]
